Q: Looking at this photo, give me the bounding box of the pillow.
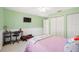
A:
[74,37,79,41]
[68,38,74,43]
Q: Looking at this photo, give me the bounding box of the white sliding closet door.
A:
[67,14,79,38]
[56,17,64,37]
[43,19,49,34]
[50,18,57,35]
[50,16,64,37]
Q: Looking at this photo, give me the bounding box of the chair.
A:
[12,31,20,44]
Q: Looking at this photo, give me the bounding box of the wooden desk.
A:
[3,31,23,46]
[3,31,11,46]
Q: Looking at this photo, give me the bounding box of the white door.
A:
[50,18,57,35]
[56,16,64,37]
[43,19,49,34]
[67,14,79,38]
[50,16,64,37]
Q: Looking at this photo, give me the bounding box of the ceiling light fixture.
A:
[38,7,50,12]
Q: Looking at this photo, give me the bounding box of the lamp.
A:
[38,7,50,12]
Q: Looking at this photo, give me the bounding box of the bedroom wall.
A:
[49,7,79,38]
[0,8,3,49]
[0,8,3,30]
[4,9,44,36]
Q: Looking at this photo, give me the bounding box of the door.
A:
[67,14,79,38]
[56,16,64,37]
[50,16,64,37]
[43,19,49,34]
[50,18,57,35]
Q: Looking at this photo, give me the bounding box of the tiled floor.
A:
[0,41,27,52]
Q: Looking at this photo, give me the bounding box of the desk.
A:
[3,31,23,46]
[3,31,11,46]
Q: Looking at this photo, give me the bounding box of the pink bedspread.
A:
[25,36,66,52]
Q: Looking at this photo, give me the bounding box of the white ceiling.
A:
[5,7,71,17]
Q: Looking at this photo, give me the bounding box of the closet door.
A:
[67,14,79,38]
[56,16,64,37]
[43,19,49,34]
[50,18,57,35]
[50,16,64,37]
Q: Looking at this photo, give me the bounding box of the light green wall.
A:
[4,9,44,29]
[1,7,79,38]
[49,7,79,38]
[0,8,3,30]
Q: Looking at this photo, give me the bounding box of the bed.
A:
[25,35,67,52]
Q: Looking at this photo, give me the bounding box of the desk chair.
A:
[12,31,20,44]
